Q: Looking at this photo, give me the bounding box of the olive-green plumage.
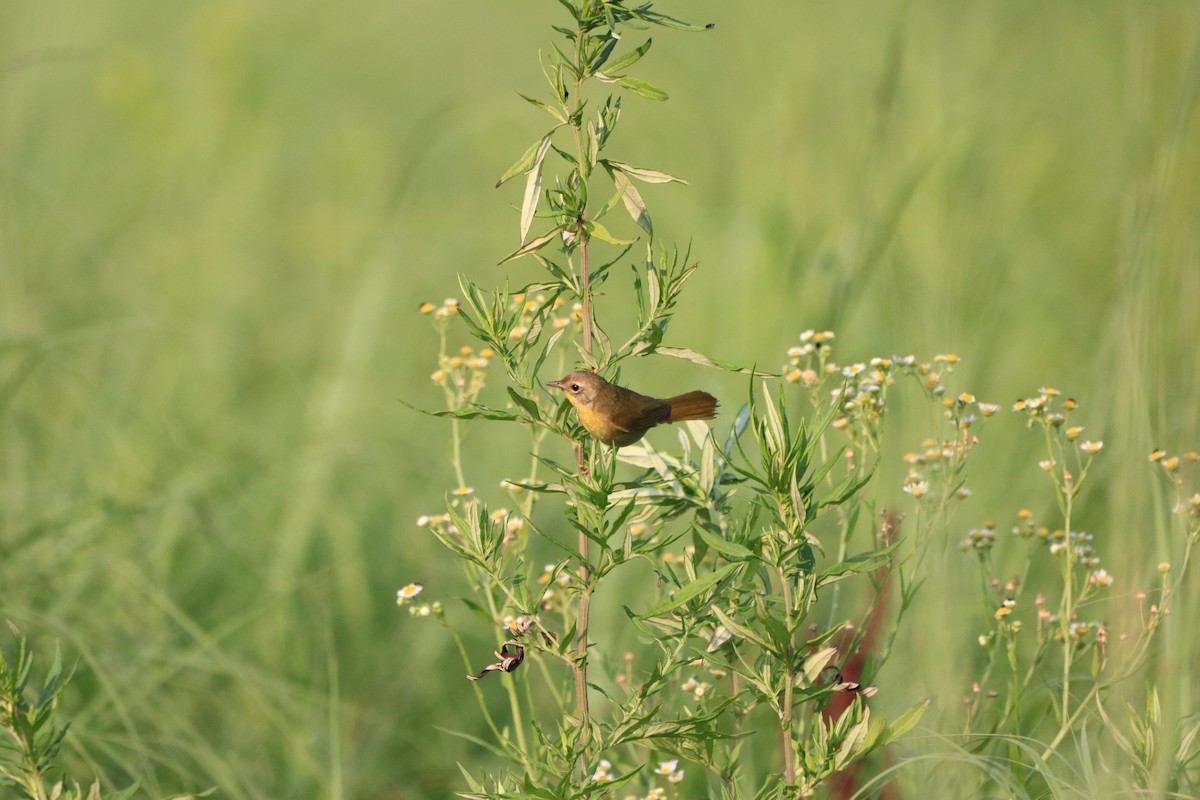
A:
[547,371,718,447]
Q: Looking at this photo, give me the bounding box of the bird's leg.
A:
[574,440,588,476]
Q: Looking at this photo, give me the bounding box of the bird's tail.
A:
[665,390,718,422]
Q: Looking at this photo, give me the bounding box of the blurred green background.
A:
[3,1,1199,797]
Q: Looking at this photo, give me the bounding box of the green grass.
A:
[3,1,1200,797]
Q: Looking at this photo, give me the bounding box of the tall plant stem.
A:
[780,567,797,788]
[572,224,594,777]
[580,219,593,356]
[1041,425,1076,761]
[570,21,596,776]
[450,418,467,489]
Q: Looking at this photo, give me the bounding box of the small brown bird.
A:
[547,370,718,447]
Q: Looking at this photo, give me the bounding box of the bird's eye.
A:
[570,384,580,392]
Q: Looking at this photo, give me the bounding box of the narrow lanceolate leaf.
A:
[656,346,771,375]
[498,226,564,265]
[606,159,688,185]
[415,404,520,422]
[710,606,775,652]
[817,541,900,587]
[802,646,838,686]
[693,525,754,560]
[638,562,740,618]
[618,75,669,101]
[518,92,567,124]
[506,388,542,422]
[881,699,930,746]
[520,137,554,243]
[834,708,872,771]
[497,135,549,188]
[586,119,600,171]
[613,171,652,234]
[584,219,638,246]
[602,38,653,75]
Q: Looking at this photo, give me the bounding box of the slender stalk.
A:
[569,21,595,779]
[779,566,797,788]
[572,230,594,777]
[436,321,469,490]
[1043,430,1083,761]
[1059,488,1075,732]
[1060,441,1080,743]
[450,419,467,489]
[580,221,593,356]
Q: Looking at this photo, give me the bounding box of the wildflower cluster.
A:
[1012,386,1080,428]
[782,335,995,501]
[396,582,440,618]
[1013,388,1108,478]
[653,758,686,784]
[537,563,573,611]
[960,520,998,552]
[417,503,525,548]
[907,358,999,498]
[590,757,683,799]
[430,343,492,401]
[1149,448,1199,475]
[505,291,582,342]
[679,674,711,700]
[966,507,1115,603]
[1044,527,1105,573]
[421,298,495,409]
[958,386,1129,760]
[418,297,462,320]
[830,357,900,435]
[503,614,535,635]
[782,329,837,388]
[1150,449,1200,529]
[900,431,981,507]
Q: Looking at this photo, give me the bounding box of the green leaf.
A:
[584,219,638,246]
[497,136,547,187]
[638,562,740,618]
[880,699,930,746]
[401,400,519,422]
[612,170,652,234]
[617,75,669,101]
[802,646,837,685]
[794,539,816,575]
[693,525,754,560]
[605,159,687,185]
[437,727,511,759]
[818,462,878,511]
[456,764,485,793]
[761,380,785,454]
[699,430,716,493]
[817,541,900,587]
[518,93,567,124]
[633,7,711,31]
[602,38,653,75]
[520,138,554,243]
[710,606,775,652]
[588,34,619,74]
[834,707,872,771]
[656,346,769,375]
[459,598,494,625]
[498,226,564,265]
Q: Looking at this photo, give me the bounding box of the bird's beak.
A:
[546,380,564,390]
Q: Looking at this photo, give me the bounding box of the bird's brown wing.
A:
[601,387,672,434]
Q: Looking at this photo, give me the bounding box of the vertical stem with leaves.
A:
[417,6,934,799]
